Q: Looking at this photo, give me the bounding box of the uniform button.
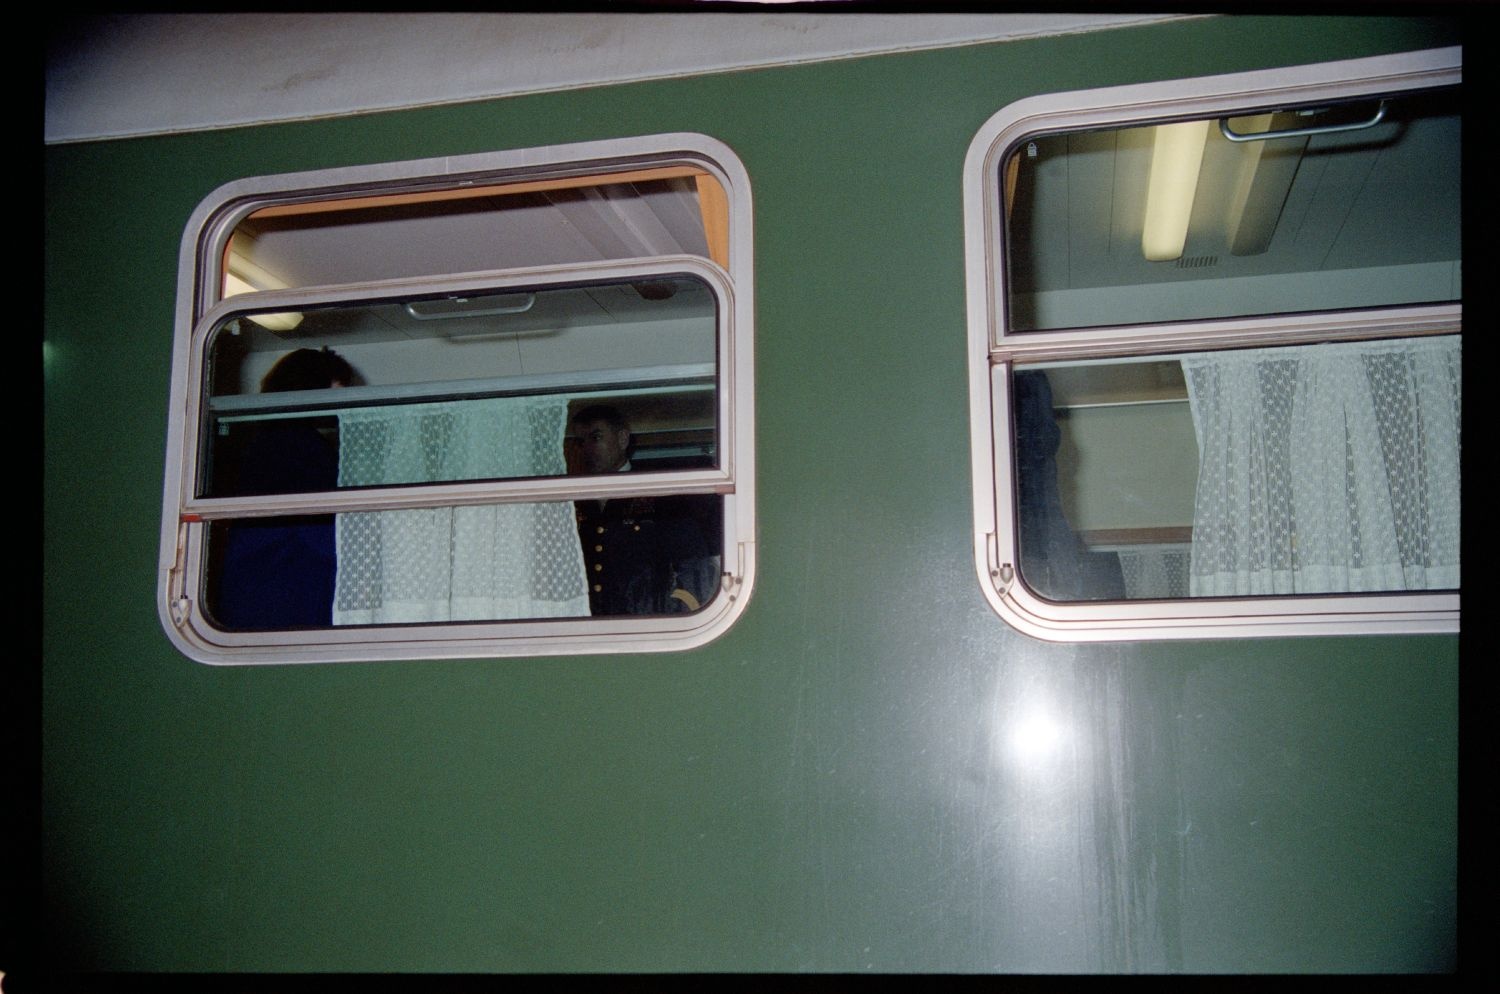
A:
[593,584,602,592]
[633,524,641,531]
[594,544,603,552]
[594,563,603,572]
[596,526,605,534]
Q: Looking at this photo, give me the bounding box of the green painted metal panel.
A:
[43,15,1459,972]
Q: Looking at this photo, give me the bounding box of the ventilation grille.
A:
[1176,255,1219,269]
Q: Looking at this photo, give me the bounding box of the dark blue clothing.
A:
[1013,371,1125,602]
[212,423,339,629]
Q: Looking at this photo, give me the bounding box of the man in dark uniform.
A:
[571,405,719,615]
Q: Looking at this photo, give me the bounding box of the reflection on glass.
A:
[1014,335,1460,600]
[201,277,718,498]
[1004,89,1460,331]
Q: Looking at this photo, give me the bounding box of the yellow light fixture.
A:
[1141,120,1210,262]
[223,233,303,332]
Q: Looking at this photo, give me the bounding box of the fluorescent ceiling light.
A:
[223,235,303,332]
[1141,120,1210,262]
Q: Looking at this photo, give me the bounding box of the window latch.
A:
[985,531,1014,595]
[985,533,1014,594]
[721,543,750,600]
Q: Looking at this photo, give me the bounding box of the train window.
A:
[159,135,756,663]
[963,47,1460,640]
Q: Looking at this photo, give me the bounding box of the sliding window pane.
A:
[200,277,717,497]
[1004,89,1460,332]
[1013,335,1460,601]
[203,494,724,629]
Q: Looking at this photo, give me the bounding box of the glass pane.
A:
[1012,335,1460,601]
[1004,88,1460,332]
[200,276,717,498]
[203,495,724,629]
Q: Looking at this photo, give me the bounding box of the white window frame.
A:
[158,134,756,664]
[962,48,1461,642]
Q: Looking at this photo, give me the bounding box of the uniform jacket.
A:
[575,494,720,615]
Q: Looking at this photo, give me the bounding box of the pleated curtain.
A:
[1182,336,1460,596]
[332,395,591,624]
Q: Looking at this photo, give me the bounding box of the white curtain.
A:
[332,395,591,624]
[1115,546,1192,600]
[1182,336,1460,596]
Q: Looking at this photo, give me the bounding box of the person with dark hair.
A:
[570,404,719,615]
[213,348,356,629]
[572,403,633,476]
[259,347,355,394]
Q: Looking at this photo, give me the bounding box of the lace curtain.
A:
[1182,336,1460,596]
[332,395,591,624]
[1115,546,1191,600]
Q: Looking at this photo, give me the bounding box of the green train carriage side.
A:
[41,14,1461,974]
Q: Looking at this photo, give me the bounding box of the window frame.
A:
[159,133,756,664]
[962,47,1461,642]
